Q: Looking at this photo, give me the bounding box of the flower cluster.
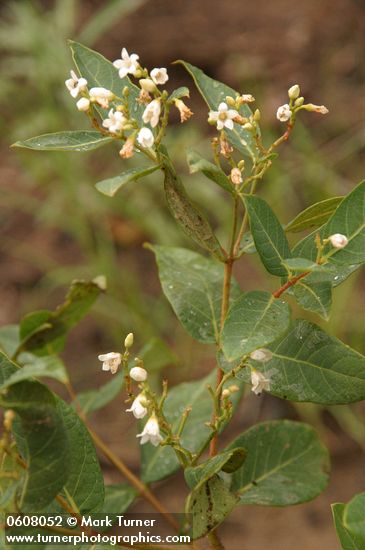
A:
[276,84,329,123]
[65,47,192,160]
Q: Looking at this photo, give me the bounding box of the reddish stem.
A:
[272,271,309,299]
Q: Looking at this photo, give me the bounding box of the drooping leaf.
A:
[161,153,224,259]
[186,149,233,194]
[0,354,70,512]
[293,280,332,320]
[12,131,113,152]
[285,197,343,233]
[69,40,144,123]
[95,165,160,197]
[0,354,69,388]
[185,448,247,490]
[221,291,291,360]
[344,492,365,542]
[149,245,240,344]
[229,420,330,506]
[141,372,243,483]
[294,180,365,267]
[177,60,258,159]
[76,372,124,415]
[237,320,365,404]
[244,195,291,276]
[19,278,104,356]
[332,503,365,550]
[185,475,238,539]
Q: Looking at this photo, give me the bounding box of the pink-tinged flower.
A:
[208,102,239,131]
[329,233,348,249]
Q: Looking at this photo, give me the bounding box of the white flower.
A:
[250,369,271,395]
[137,127,155,148]
[113,48,140,79]
[150,67,169,85]
[304,103,329,114]
[137,414,163,446]
[76,97,90,112]
[250,348,273,362]
[102,108,126,133]
[142,99,161,128]
[329,233,348,249]
[276,104,291,122]
[130,366,148,382]
[65,70,87,98]
[139,78,157,93]
[240,94,255,103]
[89,87,114,109]
[230,167,242,185]
[208,102,238,131]
[98,352,122,374]
[126,393,148,419]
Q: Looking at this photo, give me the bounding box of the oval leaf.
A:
[244,195,291,277]
[12,131,112,152]
[332,503,365,550]
[149,245,240,344]
[222,291,291,361]
[344,492,365,542]
[293,280,332,320]
[229,420,330,506]
[238,320,365,404]
[185,448,247,490]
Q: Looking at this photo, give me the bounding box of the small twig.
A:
[272,271,309,299]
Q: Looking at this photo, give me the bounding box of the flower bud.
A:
[225,96,236,107]
[303,103,329,114]
[222,388,231,398]
[288,84,300,100]
[124,332,134,349]
[139,78,157,93]
[239,94,255,103]
[119,136,135,159]
[123,86,130,97]
[237,159,245,170]
[230,167,242,185]
[76,97,90,112]
[253,109,261,122]
[329,233,348,249]
[294,96,304,107]
[243,122,254,131]
[130,366,148,382]
[4,410,15,431]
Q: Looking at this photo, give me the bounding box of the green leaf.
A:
[185,475,238,539]
[141,371,243,483]
[332,503,365,550]
[12,131,113,152]
[186,149,233,194]
[237,320,365,404]
[344,492,365,542]
[0,354,70,512]
[55,398,105,513]
[95,165,160,197]
[161,153,224,258]
[294,180,365,267]
[0,355,69,388]
[221,291,291,361]
[149,245,240,344]
[185,448,247,490]
[19,278,104,356]
[281,258,330,272]
[102,484,138,514]
[69,40,143,123]
[229,420,330,506]
[285,197,343,233]
[169,86,190,101]
[293,280,332,320]
[76,372,124,415]
[0,325,20,357]
[177,60,258,159]
[244,195,291,276]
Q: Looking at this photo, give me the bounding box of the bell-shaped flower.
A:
[76,97,90,112]
[65,70,88,98]
[137,127,155,148]
[137,414,163,446]
[98,352,122,374]
[113,48,140,79]
[250,369,271,395]
[208,102,238,131]
[142,99,161,128]
[329,233,348,249]
[150,68,169,85]
[102,108,127,133]
[130,366,148,382]
[126,393,149,419]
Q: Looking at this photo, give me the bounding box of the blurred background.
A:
[1,0,365,548]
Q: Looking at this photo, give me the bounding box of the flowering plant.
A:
[2,41,365,548]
